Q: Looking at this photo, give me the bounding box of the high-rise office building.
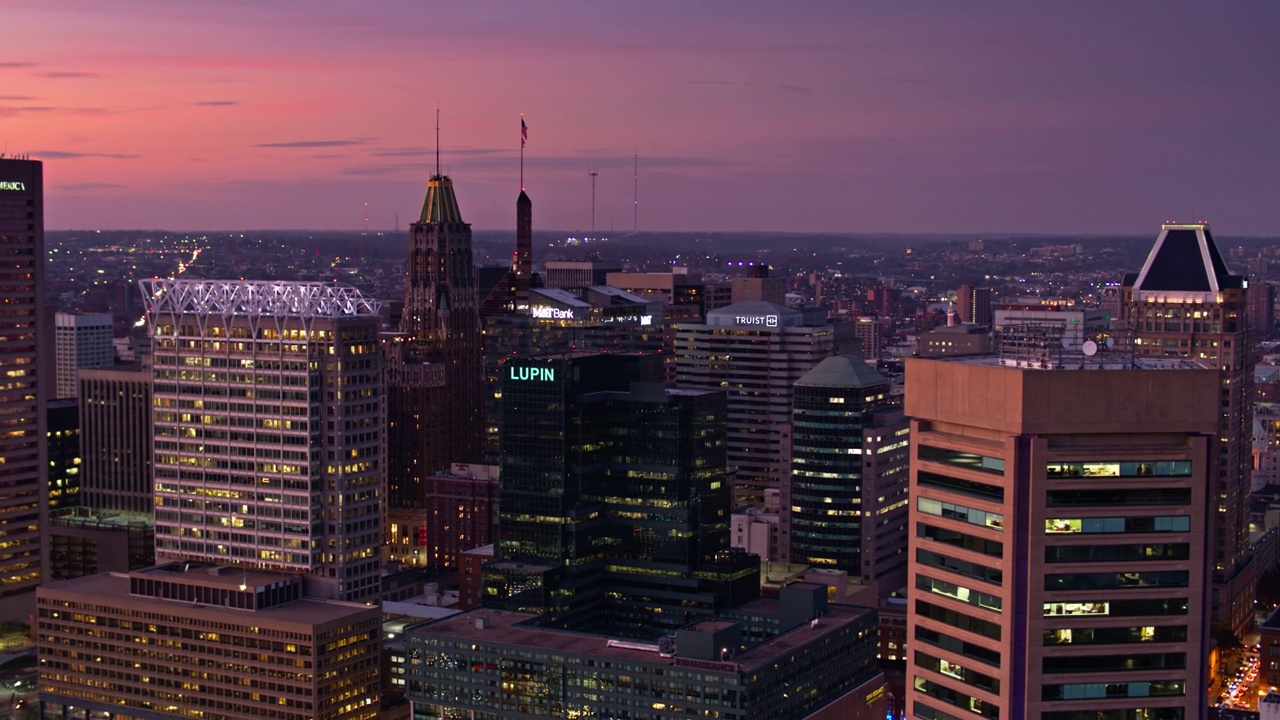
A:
[45,399,79,510]
[784,356,909,589]
[143,279,385,601]
[675,301,835,508]
[0,157,45,602]
[905,356,1215,720]
[77,364,153,514]
[47,364,157,581]
[386,172,486,567]
[543,259,622,288]
[53,311,114,398]
[957,285,994,327]
[1122,222,1256,636]
[485,353,759,638]
[1249,280,1276,341]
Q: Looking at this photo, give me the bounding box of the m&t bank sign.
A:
[510,366,556,382]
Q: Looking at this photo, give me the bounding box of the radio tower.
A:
[588,166,598,237]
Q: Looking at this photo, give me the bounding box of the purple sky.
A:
[4,1,1278,235]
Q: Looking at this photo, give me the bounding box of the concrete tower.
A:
[675,301,835,508]
[906,356,1215,719]
[53,311,114,398]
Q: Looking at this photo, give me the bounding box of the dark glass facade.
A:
[486,353,759,638]
[785,356,908,582]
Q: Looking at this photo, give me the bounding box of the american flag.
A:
[521,117,528,147]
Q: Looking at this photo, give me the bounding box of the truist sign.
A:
[510,366,555,382]
[0,181,26,191]
[734,314,779,327]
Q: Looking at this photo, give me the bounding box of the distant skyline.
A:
[4,1,1279,235]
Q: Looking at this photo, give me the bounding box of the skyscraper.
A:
[905,356,1215,719]
[485,353,758,637]
[957,284,994,327]
[0,157,45,603]
[77,365,152,514]
[1122,222,1256,636]
[53,311,114,398]
[386,172,486,567]
[784,356,909,588]
[675,301,835,508]
[143,279,385,601]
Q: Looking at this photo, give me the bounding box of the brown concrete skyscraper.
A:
[387,173,485,566]
[1122,222,1255,636]
[906,356,1216,720]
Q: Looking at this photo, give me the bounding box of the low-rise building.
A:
[406,584,885,720]
[37,563,381,720]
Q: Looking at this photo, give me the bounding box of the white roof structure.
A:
[140,279,381,319]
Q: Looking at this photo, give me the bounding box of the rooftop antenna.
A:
[363,201,369,234]
[520,113,527,191]
[633,150,638,235]
[435,104,441,178]
[588,166,598,237]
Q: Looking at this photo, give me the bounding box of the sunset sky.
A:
[4,1,1278,235]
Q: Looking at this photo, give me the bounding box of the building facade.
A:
[1249,281,1276,341]
[386,172,486,567]
[675,301,835,508]
[0,156,46,600]
[388,462,498,570]
[143,279,385,602]
[37,564,380,720]
[54,311,114,398]
[905,357,1216,720]
[485,353,758,638]
[45,399,80,510]
[784,356,910,589]
[1122,222,1256,636]
[78,365,153,514]
[408,585,885,720]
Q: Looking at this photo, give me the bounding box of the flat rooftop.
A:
[41,570,374,627]
[944,353,1209,372]
[410,603,874,675]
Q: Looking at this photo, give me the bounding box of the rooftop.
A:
[795,355,887,390]
[1131,223,1244,294]
[410,603,874,675]
[418,174,464,224]
[141,278,381,319]
[40,569,375,626]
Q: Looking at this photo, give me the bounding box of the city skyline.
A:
[4,1,1279,235]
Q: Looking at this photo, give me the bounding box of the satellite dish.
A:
[1082,340,1099,357]
[1105,337,1115,348]
[1060,337,1074,349]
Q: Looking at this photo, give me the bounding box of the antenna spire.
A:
[588,166,599,237]
[435,104,441,177]
[633,151,638,235]
[519,113,527,192]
